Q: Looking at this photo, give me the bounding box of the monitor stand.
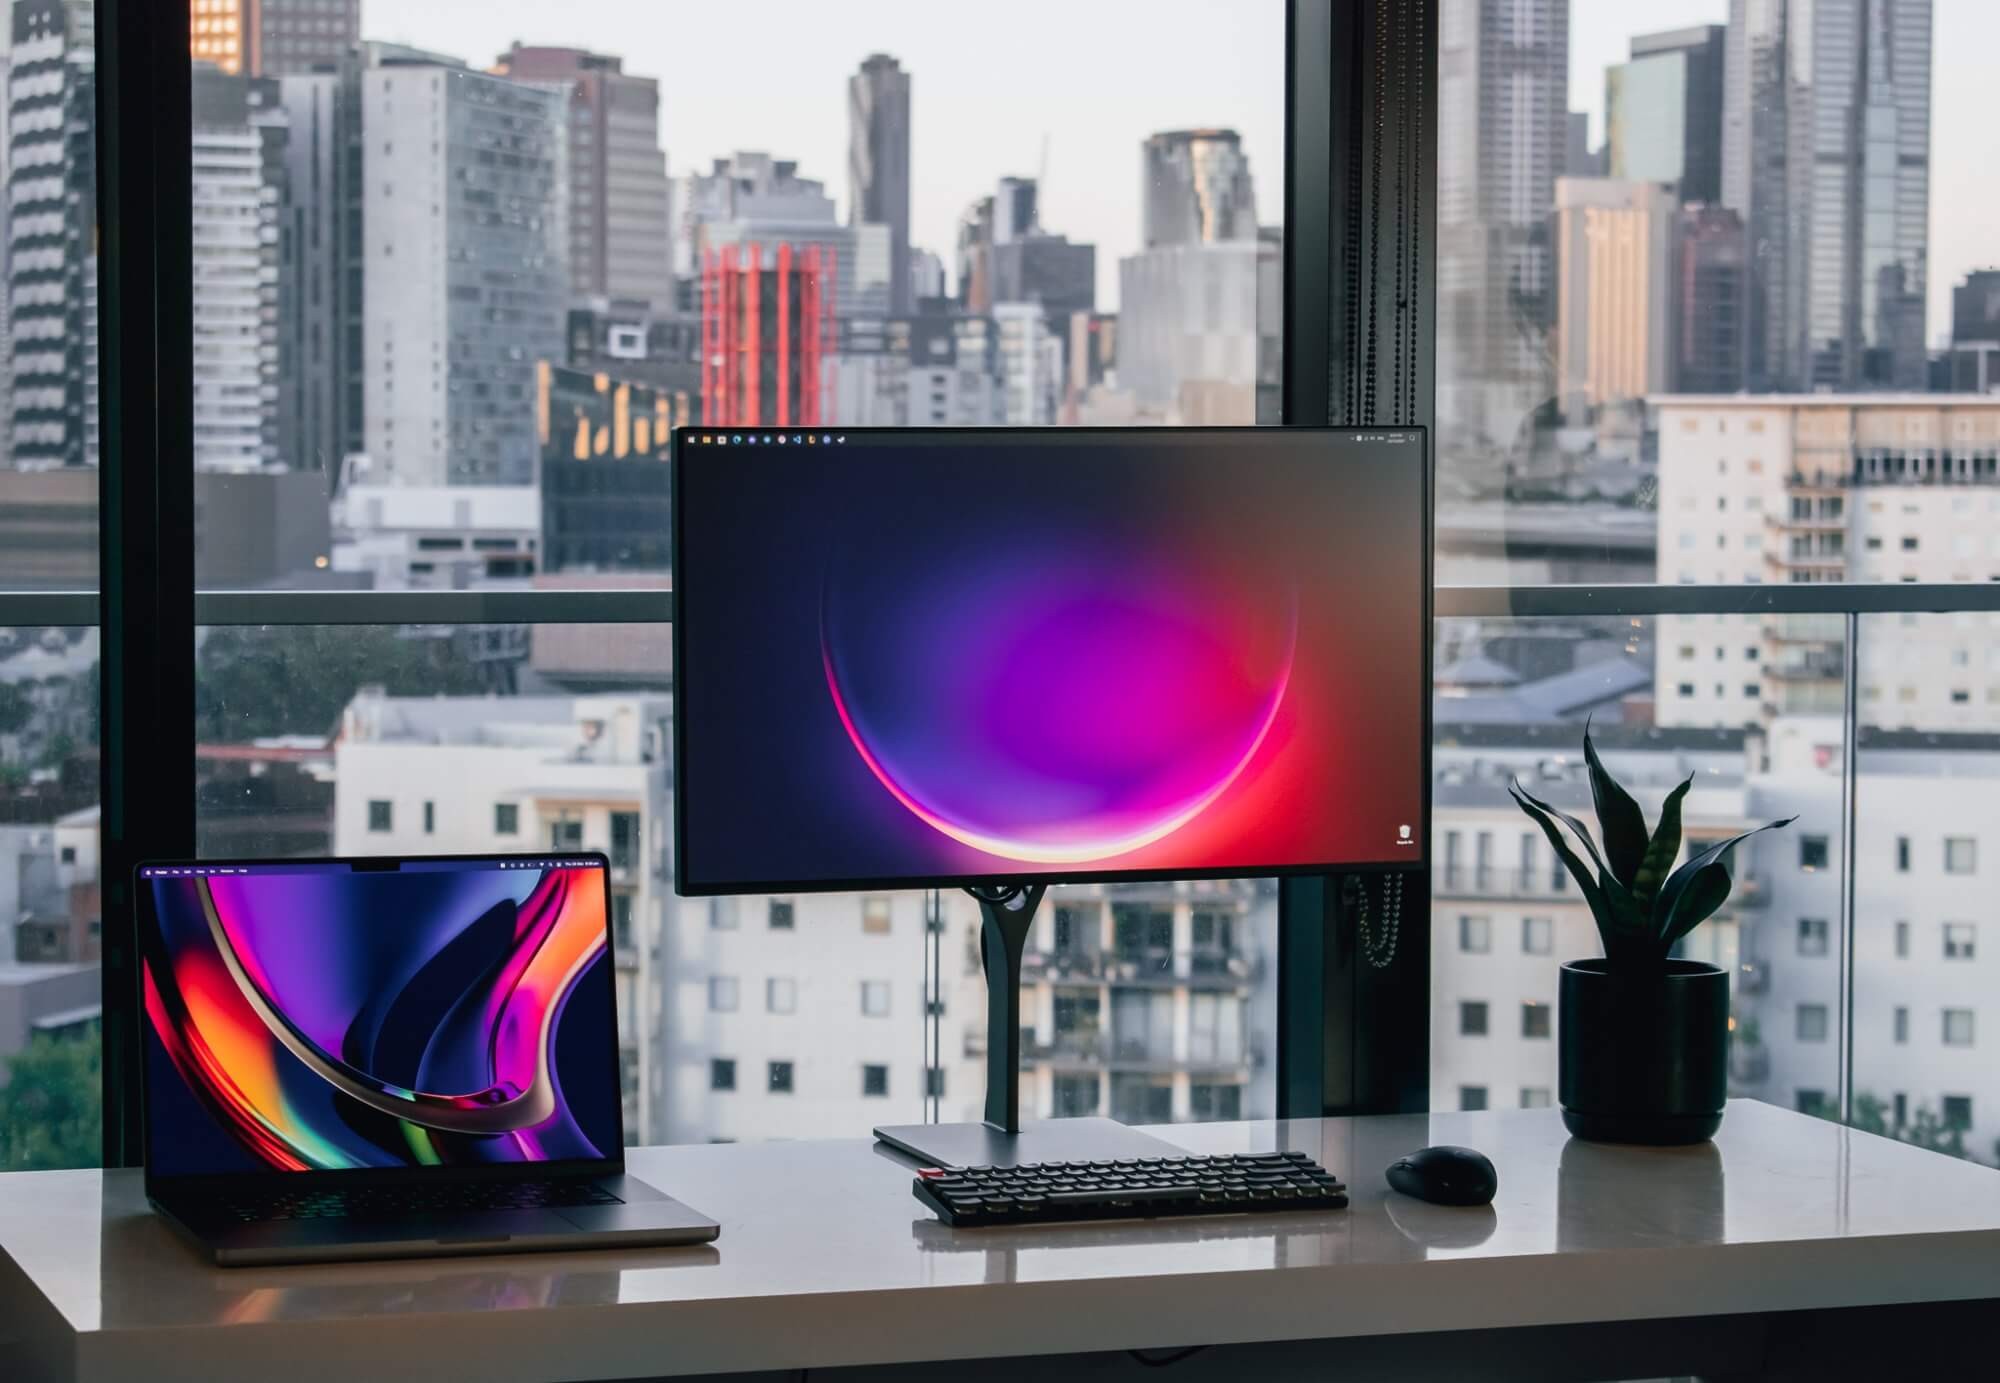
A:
[873,883,1190,1169]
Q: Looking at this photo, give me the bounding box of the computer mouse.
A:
[1385,1145,1497,1206]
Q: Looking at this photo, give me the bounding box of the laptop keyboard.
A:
[221,1180,623,1224]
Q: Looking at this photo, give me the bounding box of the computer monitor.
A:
[672,426,1429,1164]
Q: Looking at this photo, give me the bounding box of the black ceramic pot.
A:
[1558,958,1729,1145]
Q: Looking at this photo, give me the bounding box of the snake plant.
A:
[1508,724,1795,970]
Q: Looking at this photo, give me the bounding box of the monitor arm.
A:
[968,882,1047,1135]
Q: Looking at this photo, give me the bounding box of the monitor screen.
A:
[139,856,623,1178]
[674,427,1428,894]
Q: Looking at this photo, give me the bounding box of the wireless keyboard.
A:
[912,1150,1347,1227]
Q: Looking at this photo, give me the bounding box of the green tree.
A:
[194,626,491,743]
[1824,1090,1969,1162]
[0,1031,102,1172]
[0,678,32,735]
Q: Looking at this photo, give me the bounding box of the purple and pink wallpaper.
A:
[677,431,1426,890]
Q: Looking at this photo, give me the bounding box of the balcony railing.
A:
[1021,948,1263,987]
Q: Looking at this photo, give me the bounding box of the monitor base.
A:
[872,1117,1188,1170]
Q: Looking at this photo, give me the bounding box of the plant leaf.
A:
[1655,817,1799,947]
[1510,777,1616,887]
[1659,862,1734,953]
[1510,780,1608,922]
[1584,721,1650,889]
[1632,774,1694,909]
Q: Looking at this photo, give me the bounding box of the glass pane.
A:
[1,2,101,589]
[1436,6,1987,586]
[1854,611,2000,1165]
[189,1,1283,588]
[0,626,101,1171]
[1432,614,1843,1116]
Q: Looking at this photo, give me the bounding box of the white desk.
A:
[4,1102,2000,1382]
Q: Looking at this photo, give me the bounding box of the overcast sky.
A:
[363,0,1993,339]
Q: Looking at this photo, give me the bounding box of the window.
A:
[861,896,892,935]
[1943,1010,1975,1047]
[1894,1006,1909,1045]
[1895,921,1910,958]
[1520,1087,1552,1110]
[1797,918,1830,957]
[549,815,584,850]
[861,980,891,1018]
[1945,924,1976,961]
[1458,1001,1489,1037]
[1895,837,1911,872]
[422,800,434,834]
[1797,1004,1829,1043]
[861,1064,889,1098]
[767,1061,795,1094]
[610,811,640,872]
[1458,915,1491,954]
[708,976,739,1013]
[611,892,633,951]
[766,978,797,1015]
[1521,916,1552,955]
[367,800,392,832]
[768,900,795,930]
[494,803,519,835]
[709,897,740,930]
[710,1059,736,1092]
[925,1067,946,1099]
[1799,836,1829,871]
[1189,1083,1242,1122]
[1944,837,1977,874]
[1521,1002,1551,1039]
[1459,1086,1488,1113]
[1796,1089,1830,1117]
[1942,1096,1973,1131]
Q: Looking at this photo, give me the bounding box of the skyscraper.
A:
[1436,0,1567,451]
[9,0,97,470]
[681,151,890,322]
[1675,204,1750,394]
[190,65,289,472]
[1605,25,1725,203]
[1553,178,1677,419]
[1722,0,1933,392]
[1141,129,1257,249]
[191,0,360,78]
[848,53,911,315]
[359,64,567,487]
[497,45,673,312]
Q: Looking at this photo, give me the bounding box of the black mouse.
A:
[1386,1145,1497,1206]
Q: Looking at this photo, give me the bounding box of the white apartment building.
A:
[1116,240,1267,423]
[1430,712,1999,1164]
[1653,395,2000,732]
[993,302,1061,426]
[330,483,538,589]
[333,691,670,1140]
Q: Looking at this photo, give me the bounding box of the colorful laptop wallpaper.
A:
[677,431,1426,891]
[142,861,621,1176]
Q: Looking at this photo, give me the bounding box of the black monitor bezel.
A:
[136,851,628,1199]
[671,424,1432,898]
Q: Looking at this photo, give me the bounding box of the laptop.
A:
[137,851,720,1267]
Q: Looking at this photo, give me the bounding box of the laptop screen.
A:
[139,856,623,1179]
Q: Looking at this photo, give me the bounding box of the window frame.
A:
[56,0,2000,1166]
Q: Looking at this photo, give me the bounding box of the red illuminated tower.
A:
[699,243,837,426]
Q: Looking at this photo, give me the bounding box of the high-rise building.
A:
[1952,271,2000,346]
[496,46,672,312]
[1563,111,1603,178]
[1554,178,1677,419]
[1437,0,1567,450]
[908,248,946,303]
[8,0,97,470]
[955,193,995,311]
[680,152,890,323]
[1117,241,1268,423]
[190,64,289,472]
[1141,129,1257,249]
[191,0,360,79]
[698,243,834,427]
[833,310,1000,428]
[537,361,680,575]
[359,64,567,487]
[277,62,360,475]
[993,302,1061,426]
[1652,394,2000,732]
[1605,25,1725,203]
[1723,0,1933,392]
[1675,204,1750,394]
[847,53,911,315]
